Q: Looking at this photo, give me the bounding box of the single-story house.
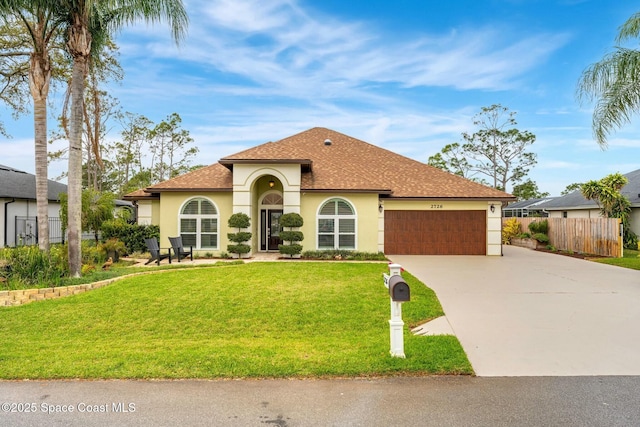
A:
[124,127,514,255]
[0,164,135,248]
[0,164,67,247]
[502,197,556,218]
[537,168,640,236]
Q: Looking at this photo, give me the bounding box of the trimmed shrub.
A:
[101,220,160,253]
[227,213,252,258]
[278,213,304,258]
[278,244,303,256]
[228,213,251,229]
[279,231,304,242]
[280,213,304,228]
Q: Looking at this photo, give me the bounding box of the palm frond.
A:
[617,12,640,43]
[577,47,640,147]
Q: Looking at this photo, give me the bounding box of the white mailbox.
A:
[383,263,410,358]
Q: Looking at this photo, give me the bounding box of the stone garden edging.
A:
[0,269,179,307]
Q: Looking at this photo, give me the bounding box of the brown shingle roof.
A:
[222,127,512,199]
[147,163,232,192]
[128,127,513,200]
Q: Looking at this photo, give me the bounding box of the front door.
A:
[261,209,283,251]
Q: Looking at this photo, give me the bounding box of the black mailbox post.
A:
[388,275,410,302]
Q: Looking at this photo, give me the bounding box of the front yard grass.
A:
[0,262,471,379]
[592,249,640,270]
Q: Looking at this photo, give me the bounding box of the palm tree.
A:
[61,0,188,277]
[577,12,640,147]
[0,1,66,251]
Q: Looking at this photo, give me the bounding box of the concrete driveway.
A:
[390,246,640,377]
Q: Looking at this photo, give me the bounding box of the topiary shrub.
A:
[227,213,252,258]
[278,213,304,258]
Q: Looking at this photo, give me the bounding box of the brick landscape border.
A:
[0,269,174,307]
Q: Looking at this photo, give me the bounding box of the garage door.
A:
[384,210,486,255]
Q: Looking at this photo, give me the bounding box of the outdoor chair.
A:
[168,236,193,262]
[144,238,172,265]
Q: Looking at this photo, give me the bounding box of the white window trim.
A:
[316,197,357,250]
[178,197,220,250]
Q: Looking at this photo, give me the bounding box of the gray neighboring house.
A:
[502,197,557,218]
[538,168,640,236]
[0,164,67,248]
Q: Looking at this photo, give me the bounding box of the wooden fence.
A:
[502,217,622,258]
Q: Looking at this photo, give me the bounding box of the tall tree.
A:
[428,104,537,192]
[110,112,153,196]
[577,11,640,147]
[149,112,198,182]
[61,0,188,277]
[511,179,550,201]
[0,3,67,251]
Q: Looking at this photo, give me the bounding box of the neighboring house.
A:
[0,164,67,247]
[537,168,640,236]
[124,128,514,255]
[502,197,557,218]
[0,164,134,248]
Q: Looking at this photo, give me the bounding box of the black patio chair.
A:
[168,236,193,262]
[144,238,172,265]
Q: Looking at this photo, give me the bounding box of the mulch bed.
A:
[534,248,603,260]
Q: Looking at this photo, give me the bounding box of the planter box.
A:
[510,238,546,250]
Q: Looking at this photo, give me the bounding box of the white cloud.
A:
[118,0,570,103]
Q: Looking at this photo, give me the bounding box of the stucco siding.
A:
[159,192,233,255]
[300,193,379,253]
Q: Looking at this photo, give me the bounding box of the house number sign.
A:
[430,204,443,209]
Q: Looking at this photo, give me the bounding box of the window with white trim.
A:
[179,198,218,249]
[317,198,356,250]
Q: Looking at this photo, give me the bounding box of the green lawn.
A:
[592,249,640,270]
[0,262,472,379]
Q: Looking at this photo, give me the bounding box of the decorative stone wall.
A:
[0,279,118,307]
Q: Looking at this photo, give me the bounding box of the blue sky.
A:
[2,0,640,195]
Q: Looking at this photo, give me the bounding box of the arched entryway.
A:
[259,190,283,251]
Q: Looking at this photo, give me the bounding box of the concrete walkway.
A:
[391,246,640,377]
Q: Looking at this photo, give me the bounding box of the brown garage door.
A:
[385,210,486,255]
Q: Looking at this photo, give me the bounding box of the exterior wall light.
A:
[490,204,495,213]
[269,180,275,188]
[379,203,384,213]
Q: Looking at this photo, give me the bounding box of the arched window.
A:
[317,198,356,250]
[179,198,219,249]
[261,193,283,206]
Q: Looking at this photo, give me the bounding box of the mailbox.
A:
[388,275,410,302]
